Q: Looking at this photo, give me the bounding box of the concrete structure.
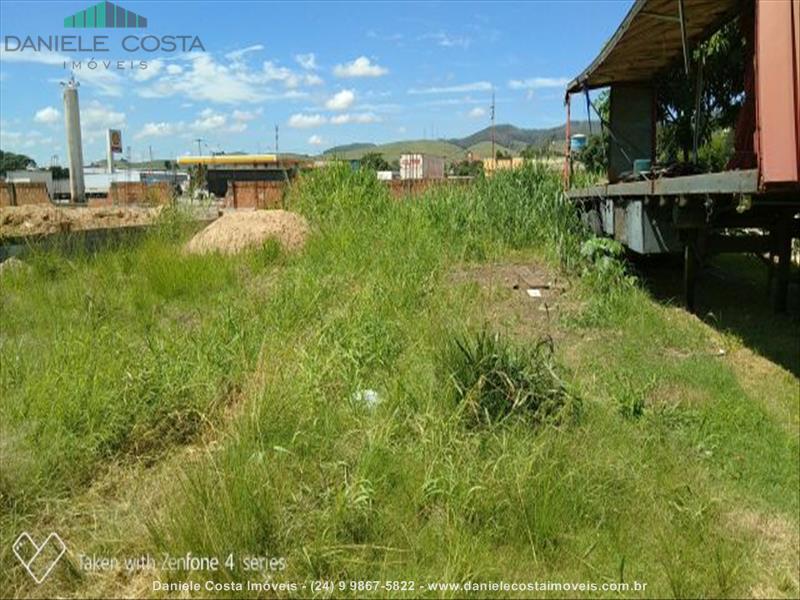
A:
[399,154,445,180]
[177,154,307,197]
[62,78,85,202]
[483,157,525,175]
[224,181,285,209]
[5,170,54,198]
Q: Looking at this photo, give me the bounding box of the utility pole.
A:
[274,125,279,157]
[194,138,204,156]
[490,89,496,160]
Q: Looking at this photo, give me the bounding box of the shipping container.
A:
[399,154,445,180]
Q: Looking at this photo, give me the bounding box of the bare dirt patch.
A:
[0,205,163,238]
[448,261,569,340]
[185,209,309,255]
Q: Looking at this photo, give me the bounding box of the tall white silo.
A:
[62,77,85,203]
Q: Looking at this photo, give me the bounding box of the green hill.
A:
[449,121,591,151]
[320,121,593,161]
[466,141,516,159]
[325,140,466,163]
[323,142,378,155]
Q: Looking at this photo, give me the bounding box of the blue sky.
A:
[0,1,631,165]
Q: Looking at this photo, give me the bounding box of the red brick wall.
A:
[225,181,286,209]
[109,182,172,206]
[0,183,12,207]
[0,182,51,206]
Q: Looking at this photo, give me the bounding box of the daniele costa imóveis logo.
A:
[3,1,205,72]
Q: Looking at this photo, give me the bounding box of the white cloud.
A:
[193,108,227,131]
[138,54,268,104]
[0,48,67,66]
[408,81,492,95]
[135,122,181,139]
[0,129,53,150]
[288,113,327,128]
[330,113,380,125]
[357,102,402,113]
[166,64,183,75]
[1,48,125,96]
[295,53,317,70]
[508,77,569,90]
[133,59,163,82]
[308,134,324,146]
[333,56,388,78]
[420,32,471,49]
[325,89,355,111]
[225,44,264,61]
[80,100,126,142]
[34,106,61,124]
[135,107,254,139]
[420,96,485,107]
[232,109,261,122]
[262,60,323,88]
[468,107,486,118]
[0,130,23,144]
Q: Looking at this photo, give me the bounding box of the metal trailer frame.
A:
[564,0,800,313]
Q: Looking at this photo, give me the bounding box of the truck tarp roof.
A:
[566,0,741,94]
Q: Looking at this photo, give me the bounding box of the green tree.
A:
[578,134,609,174]
[360,152,390,171]
[520,145,541,160]
[48,165,69,179]
[450,159,483,177]
[656,20,744,163]
[0,150,36,176]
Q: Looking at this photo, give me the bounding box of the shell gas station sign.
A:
[108,129,122,153]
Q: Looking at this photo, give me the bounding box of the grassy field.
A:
[1,165,798,599]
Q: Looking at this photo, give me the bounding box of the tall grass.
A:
[1,165,797,598]
[446,330,575,426]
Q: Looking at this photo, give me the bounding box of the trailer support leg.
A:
[772,219,791,313]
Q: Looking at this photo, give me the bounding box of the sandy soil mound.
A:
[184,210,309,255]
[0,205,162,238]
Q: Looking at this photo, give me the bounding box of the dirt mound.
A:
[185,209,309,255]
[0,205,162,238]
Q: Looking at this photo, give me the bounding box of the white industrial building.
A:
[399,154,445,180]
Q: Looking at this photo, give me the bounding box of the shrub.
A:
[446,330,575,426]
